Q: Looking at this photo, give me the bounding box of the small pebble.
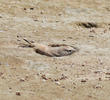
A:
[0,72,3,76]
[20,78,25,82]
[94,84,102,89]
[89,35,94,37]
[81,79,87,83]
[54,79,59,81]
[105,72,110,75]
[41,75,48,80]
[30,8,34,10]
[24,8,26,10]
[82,64,85,66]
[60,74,67,80]
[40,11,43,14]
[9,87,12,89]
[55,81,60,85]
[99,77,102,81]
[58,14,62,16]
[16,91,21,96]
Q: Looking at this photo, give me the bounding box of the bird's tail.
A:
[17,34,35,48]
[22,38,35,47]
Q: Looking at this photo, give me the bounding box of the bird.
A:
[20,38,79,57]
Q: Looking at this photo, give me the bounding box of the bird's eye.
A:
[68,50,72,52]
[65,50,72,52]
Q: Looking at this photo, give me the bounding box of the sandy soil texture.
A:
[0,0,110,100]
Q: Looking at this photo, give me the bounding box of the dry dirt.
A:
[0,0,110,100]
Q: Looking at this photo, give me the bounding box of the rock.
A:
[41,75,48,80]
[54,79,59,81]
[24,8,26,10]
[30,8,34,10]
[81,79,87,83]
[0,72,3,77]
[16,91,21,96]
[60,74,68,80]
[94,84,102,89]
[55,81,61,85]
[105,72,110,75]
[9,87,12,89]
[20,78,25,82]
[40,11,43,14]
[99,77,102,81]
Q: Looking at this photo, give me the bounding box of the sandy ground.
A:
[0,0,110,100]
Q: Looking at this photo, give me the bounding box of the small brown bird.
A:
[21,38,79,57]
